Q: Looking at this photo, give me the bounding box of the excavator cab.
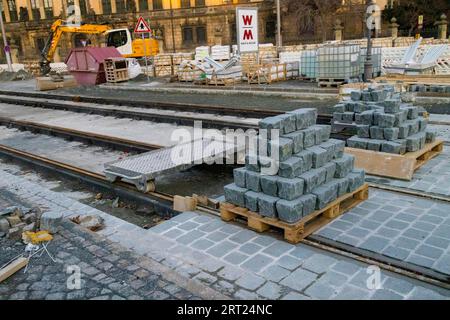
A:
[106,28,159,59]
[105,29,133,56]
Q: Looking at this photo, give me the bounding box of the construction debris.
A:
[0,206,40,240]
[70,215,104,232]
[40,211,63,234]
[0,257,29,283]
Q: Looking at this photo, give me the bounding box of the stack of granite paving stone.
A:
[333,86,437,154]
[409,84,450,94]
[224,108,366,224]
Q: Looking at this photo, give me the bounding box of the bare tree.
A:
[285,0,341,41]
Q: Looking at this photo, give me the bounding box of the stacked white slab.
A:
[224,109,365,224]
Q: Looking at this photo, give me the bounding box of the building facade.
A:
[0,0,277,64]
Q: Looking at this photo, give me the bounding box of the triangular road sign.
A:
[134,16,151,33]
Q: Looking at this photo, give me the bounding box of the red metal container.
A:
[65,47,122,85]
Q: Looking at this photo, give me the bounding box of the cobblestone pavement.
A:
[0,167,449,300]
[0,221,224,300]
[316,189,450,277]
[366,147,450,198]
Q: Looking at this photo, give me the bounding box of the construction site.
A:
[1,0,450,305]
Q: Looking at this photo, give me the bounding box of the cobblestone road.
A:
[316,189,450,277]
[0,221,216,300]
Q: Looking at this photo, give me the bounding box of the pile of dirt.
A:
[0,69,33,82]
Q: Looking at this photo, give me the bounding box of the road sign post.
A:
[236,8,259,62]
[134,16,152,82]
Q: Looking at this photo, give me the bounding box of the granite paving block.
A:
[426,130,436,143]
[280,268,317,292]
[224,184,247,207]
[323,162,337,183]
[384,99,401,113]
[405,106,419,120]
[278,113,297,134]
[301,127,316,148]
[381,141,402,154]
[306,167,327,189]
[322,139,345,159]
[244,191,260,212]
[378,113,396,128]
[371,90,385,102]
[333,112,343,122]
[336,177,351,197]
[260,175,279,197]
[384,127,399,141]
[294,149,313,172]
[366,139,383,152]
[398,124,410,139]
[406,119,419,135]
[333,104,345,113]
[348,169,365,192]
[235,273,266,290]
[245,170,261,192]
[347,136,369,149]
[354,102,368,113]
[345,101,356,112]
[299,194,318,216]
[360,236,390,252]
[258,194,280,218]
[258,156,279,176]
[260,265,291,283]
[233,167,247,188]
[418,117,428,132]
[406,134,422,152]
[312,125,331,144]
[269,137,293,162]
[276,198,304,223]
[259,116,282,132]
[308,146,328,168]
[370,126,384,140]
[357,125,370,138]
[341,112,355,124]
[361,91,371,101]
[279,157,303,179]
[277,177,305,201]
[281,131,304,154]
[394,110,408,126]
[355,110,374,126]
[351,91,361,101]
[288,108,317,130]
[394,139,407,154]
[311,180,339,210]
[333,154,355,178]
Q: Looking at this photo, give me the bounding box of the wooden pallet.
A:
[318,78,346,88]
[220,184,369,244]
[207,77,241,86]
[345,140,444,181]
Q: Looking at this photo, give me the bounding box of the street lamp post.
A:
[276,0,282,48]
[0,3,13,72]
[169,0,176,53]
[364,1,375,82]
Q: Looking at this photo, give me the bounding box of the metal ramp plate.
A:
[104,138,239,192]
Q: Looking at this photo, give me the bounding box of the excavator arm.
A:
[40,19,111,75]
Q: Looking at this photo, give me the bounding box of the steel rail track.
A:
[0,90,333,124]
[0,141,448,289]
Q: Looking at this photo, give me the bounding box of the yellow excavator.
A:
[40,19,159,75]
